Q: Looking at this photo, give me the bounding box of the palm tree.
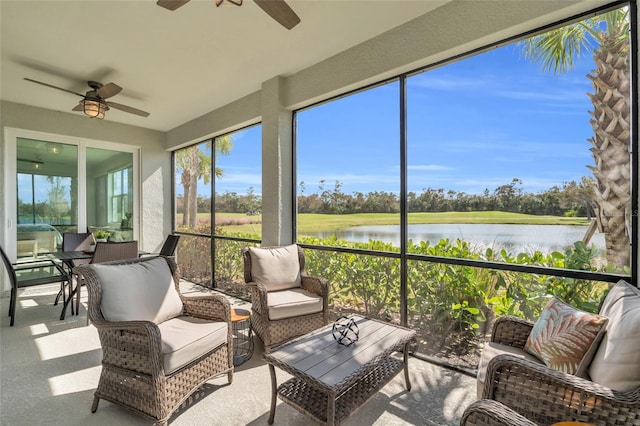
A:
[176,135,232,229]
[523,7,631,269]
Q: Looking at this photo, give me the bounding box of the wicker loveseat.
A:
[475,280,640,425]
[75,256,233,426]
[242,244,329,350]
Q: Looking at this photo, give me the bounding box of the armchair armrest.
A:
[483,354,640,425]
[301,275,329,322]
[301,275,329,298]
[181,294,231,324]
[92,319,164,376]
[245,281,269,317]
[490,316,533,349]
[461,399,538,426]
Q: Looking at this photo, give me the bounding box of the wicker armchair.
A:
[480,315,640,425]
[242,244,329,350]
[75,256,233,426]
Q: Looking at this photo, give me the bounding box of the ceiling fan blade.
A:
[107,101,150,117]
[254,0,300,30]
[157,0,190,11]
[96,83,122,99]
[72,103,83,112]
[24,77,85,97]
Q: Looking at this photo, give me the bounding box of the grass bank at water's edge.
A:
[212,211,591,236]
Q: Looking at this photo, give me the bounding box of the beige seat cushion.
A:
[476,341,542,399]
[248,244,302,291]
[94,257,183,324]
[267,288,323,320]
[158,316,228,374]
[588,280,640,391]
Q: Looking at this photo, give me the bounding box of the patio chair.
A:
[74,240,139,316]
[0,243,70,326]
[143,234,181,258]
[74,256,233,426]
[55,232,95,308]
[159,234,180,257]
[477,281,640,425]
[242,244,328,350]
[62,232,96,264]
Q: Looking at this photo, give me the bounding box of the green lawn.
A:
[212,211,591,235]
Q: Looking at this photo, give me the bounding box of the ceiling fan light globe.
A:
[82,99,106,119]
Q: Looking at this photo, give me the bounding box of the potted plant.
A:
[93,229,111,242]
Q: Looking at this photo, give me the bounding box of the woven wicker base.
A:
[277,357,404,425]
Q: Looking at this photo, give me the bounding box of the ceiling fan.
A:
[23,78,150,119]
[157,0,301,30]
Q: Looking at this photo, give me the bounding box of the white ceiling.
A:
[1,0,448,132]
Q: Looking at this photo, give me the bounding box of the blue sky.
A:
[204,38,597,198]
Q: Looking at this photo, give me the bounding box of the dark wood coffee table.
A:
[263,315,416,425]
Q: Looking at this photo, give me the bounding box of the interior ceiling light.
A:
[47,143,62,155]
[18,158,44,169]
[81,99,107,119]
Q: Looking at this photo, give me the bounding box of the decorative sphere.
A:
[332,316,359,346]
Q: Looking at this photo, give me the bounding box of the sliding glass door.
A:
[13,135,137,258]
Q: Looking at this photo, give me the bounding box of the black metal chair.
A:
[0,243,70,326]
[56,232,96,309]
[62,232,95,266]
[159,234,180,257]
[142,235,181,259]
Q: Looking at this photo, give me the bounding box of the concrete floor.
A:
[0,281,477,426]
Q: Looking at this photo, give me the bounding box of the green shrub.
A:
[177,231,608,359]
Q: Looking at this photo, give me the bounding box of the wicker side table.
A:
[231,308,253,366]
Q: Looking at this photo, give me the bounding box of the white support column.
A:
[261,76,293,246]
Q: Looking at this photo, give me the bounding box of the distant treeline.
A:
[178,177,595,217]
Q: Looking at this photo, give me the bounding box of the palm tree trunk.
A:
[586,33,631,269]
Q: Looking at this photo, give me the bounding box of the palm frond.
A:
[522,24,588,74]
[521,8,629,75]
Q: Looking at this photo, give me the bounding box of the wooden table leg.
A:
[403,342,412,391]
[268,364,277,425]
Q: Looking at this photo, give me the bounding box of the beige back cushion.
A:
[588,280,640,391]
[248,244,302,291]
[93,257,184,324]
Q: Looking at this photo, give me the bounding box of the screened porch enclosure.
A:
[173,2,636,372]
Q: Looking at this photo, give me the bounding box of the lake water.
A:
[316,223,606,254]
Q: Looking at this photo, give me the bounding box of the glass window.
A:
[108,166,132,226]
[406,7,632,274]
[173,124,262,293]
[214,125,262,239]
[175,141,212,234]
[86,147,134,241]
[295,81,401,249]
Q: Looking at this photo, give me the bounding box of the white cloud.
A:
[407,164,455,171]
